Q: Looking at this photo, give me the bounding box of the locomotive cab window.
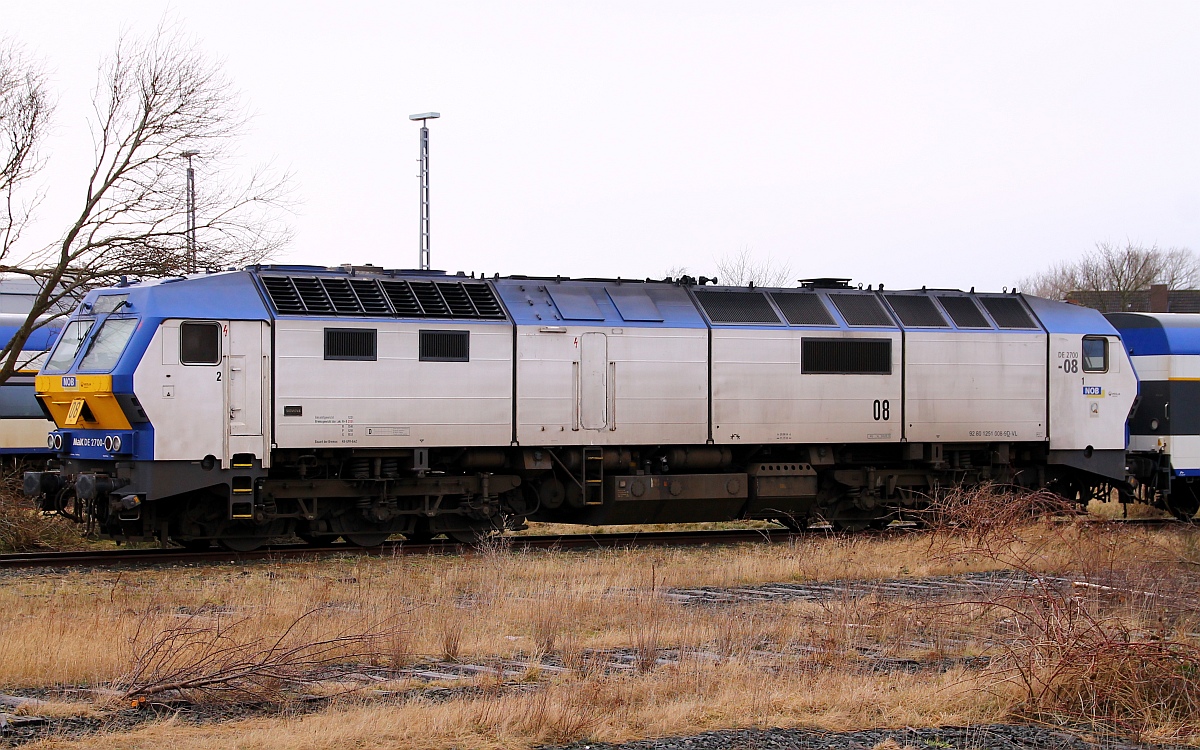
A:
[180,322,221,365]
[78,317,138,372]
[1082,337,1108,372]
[44,320,94,372]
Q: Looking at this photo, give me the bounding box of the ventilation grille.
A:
[829,294,895,327]
[770,293,836,326]
[937,296,991,328]
[324,328,377,361]
[693,291,781,324]
[981,297,1038,329]
[419,330,470,362]
[802,338,892,374]
[259,276,506,319]
[884,295,948,327]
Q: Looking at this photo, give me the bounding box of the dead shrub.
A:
[113,607,405,703]
[920,484,1200,739]
[1020,640,1200,735]
[0,467,86,552]
[924,484,1077,550]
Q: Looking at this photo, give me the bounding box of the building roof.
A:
[1066,289,1200,313]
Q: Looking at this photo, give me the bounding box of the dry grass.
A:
[19,667,1002,750]
[1,488,1198,748]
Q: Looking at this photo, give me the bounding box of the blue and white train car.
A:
[1106,312,1200,519]
[23,266,1140,549]
[0,315,63,457]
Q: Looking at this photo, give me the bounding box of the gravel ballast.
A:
[546,724,1192,750]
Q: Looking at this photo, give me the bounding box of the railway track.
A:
[0,516,1183,571]
[0,527,804,570]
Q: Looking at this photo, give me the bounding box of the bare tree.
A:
[0,24,291,384]
[715,246,793,288]
[0,42,50,265]
[1020,241,1199,307]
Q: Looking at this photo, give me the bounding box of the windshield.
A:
[78,317,138,372]
[44,320,94,372]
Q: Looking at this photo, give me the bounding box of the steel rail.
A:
[0,528,805,570]
[0,516,1182,571]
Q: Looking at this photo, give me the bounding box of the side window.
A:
[181,322,221,365]
[1082,336,1108,373]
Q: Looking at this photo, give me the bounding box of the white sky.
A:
[7,1,1200,291]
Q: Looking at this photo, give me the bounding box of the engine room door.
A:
[225,321,265,445]
[579,332,608,430]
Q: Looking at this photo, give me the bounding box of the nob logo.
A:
[62,376,76,388]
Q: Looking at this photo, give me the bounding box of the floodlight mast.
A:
[180,150,200,273]
[409,112,440,271]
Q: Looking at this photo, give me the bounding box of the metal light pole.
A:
[181,150,199,273]
[409,112,439,270]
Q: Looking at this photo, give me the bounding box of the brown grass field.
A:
[0,488,1198,748]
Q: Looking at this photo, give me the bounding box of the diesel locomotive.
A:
[19,265,1194,550]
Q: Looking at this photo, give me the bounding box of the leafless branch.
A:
[0,22,292,385]
[114,607,405,703]
[715,246,793,288]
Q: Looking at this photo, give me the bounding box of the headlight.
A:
[103,435,123,453]
[51,433,63,451]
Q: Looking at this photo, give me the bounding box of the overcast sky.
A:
[7,1,1200,291]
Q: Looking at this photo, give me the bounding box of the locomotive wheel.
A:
[344,533,391,548]
[219,537,267,552]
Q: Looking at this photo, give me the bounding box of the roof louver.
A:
[692,291,781,324]
[980,297,1038,329]
[259,275,507,320]
[883,294,949,328]
[769,292,836,326]
[829,294,895,327]
[936,296,991,328]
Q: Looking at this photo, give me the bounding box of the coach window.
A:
[180,322,221,365]
[1082,336,1108,373]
